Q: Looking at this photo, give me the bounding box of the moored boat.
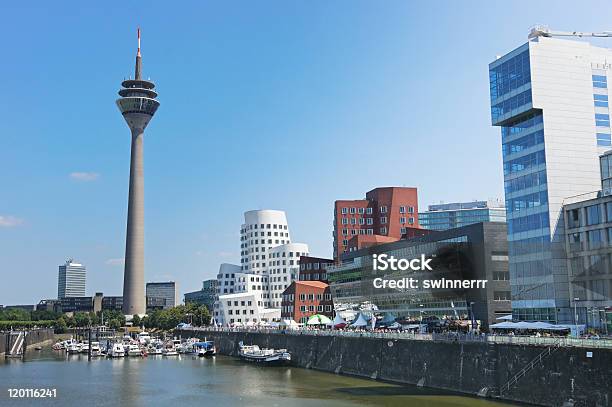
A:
[127,344,142,357]
[194,341,216,357]
[90,342,102,357]
[108,343,125,358]
[238,342,290,365]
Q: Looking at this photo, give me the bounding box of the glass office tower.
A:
[489,36,610,323]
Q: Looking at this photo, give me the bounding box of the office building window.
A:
[595,113,610,127]
[366,208,373,215]
[380,206,388,213]
[597,133,612,147]
[594,93,609,107]
[593,74,608,89]
[380,217,387,224]
[586,205,601,226]
[399,206,406,214]
[341,208,348,214]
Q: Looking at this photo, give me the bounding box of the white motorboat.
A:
[67,342,82,354]
[80,343,90,354]
[108,343,125,358]
[178,338,199,354]
[90,342,102,357]
[147,344,163,355]
[238,343,291,365]
[53,338,75,351]
[162,343,178,356]
[127,344,142,357]
[137,332,151,345]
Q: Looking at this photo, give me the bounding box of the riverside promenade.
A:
[177,327,612,407]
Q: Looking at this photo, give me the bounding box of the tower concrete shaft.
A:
[123,128,145,315]
[117,28,160,316]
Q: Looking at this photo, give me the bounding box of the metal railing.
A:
[180,327,612,349]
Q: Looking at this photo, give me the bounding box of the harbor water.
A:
[0,347,517,406]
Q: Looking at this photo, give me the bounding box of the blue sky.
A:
[2,1,612,304]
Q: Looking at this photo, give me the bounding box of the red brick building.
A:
[298,256,334,283]
[333,187,420,261]
[346,227,432,253]
[281,281,333,324]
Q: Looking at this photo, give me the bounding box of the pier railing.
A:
[182,327,612,349]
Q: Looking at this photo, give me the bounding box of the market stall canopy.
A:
[496,314,513,321]
[351,313,368,327]
[332,314,347,329]
[280,319,299,328]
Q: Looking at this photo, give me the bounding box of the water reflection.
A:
[1,347,516,407]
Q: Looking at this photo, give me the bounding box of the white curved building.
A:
[214,209,309,325]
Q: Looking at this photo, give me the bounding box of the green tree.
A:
[108,318,122,330]
[0,308,31,321]
[55,317,68,334]
[74,312,91,327]
[193,305,211,326]
[132,314,141,326]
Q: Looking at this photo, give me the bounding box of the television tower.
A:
[116,28,160,316]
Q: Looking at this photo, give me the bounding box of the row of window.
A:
[242,231,289,240]
[501,112,543,140]
[504,170,547,195]
[502,129,544,157]
[491,89,532,122]
[504,150,546,175]
[300,262,330,271]
[508,211,550,234]
[567,203,612,228]
[243,223,288,232]
[506,190,548,212]
[342,217,373,225]
[340,206,414,215]
[489,49,531,101]
[568,228,612,251]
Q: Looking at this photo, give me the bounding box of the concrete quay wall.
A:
[177,329,612,407]
[1,329,55,356]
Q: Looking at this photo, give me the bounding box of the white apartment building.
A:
[489,33,612,323]
[213,210,309,325]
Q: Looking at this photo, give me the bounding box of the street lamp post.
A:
[573,297,580,337]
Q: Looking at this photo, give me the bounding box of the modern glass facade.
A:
[419,201,506,231]
[490,37,611,323]
[490,44,556,322]
[327,223,511,330]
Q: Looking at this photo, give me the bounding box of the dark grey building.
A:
[329,222,511,330]
[101,296,123,311]
[184,279,218,311]
[145,282,178,310]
